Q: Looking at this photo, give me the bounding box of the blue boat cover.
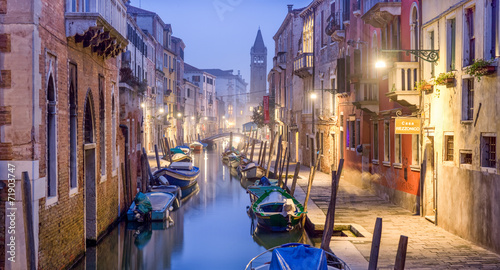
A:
[259,176,271,186]
[269,245,327,270]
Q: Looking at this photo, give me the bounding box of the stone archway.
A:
[83,90,97,243]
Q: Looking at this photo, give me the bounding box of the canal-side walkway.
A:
[286,163,500,270]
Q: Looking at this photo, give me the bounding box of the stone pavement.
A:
[286,163,500,269]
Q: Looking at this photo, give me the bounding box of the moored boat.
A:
[127,191,177,222]
[245,243,350,270]
[189,141,204,152]
[240,162,265,180]
[171,153,192,162]
[153,161,200,198]
[251,188,305,231]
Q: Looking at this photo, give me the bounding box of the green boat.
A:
[251,188,305,232]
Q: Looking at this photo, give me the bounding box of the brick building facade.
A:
[0,0,128,268]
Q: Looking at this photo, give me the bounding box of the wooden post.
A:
[302,153,322,226]
[121,162,129,208]
[368,217,383,270]
[229,132,233,150]
[274,135,283,177]
[143,148,154,188]
[21,172,36,270]
[257,141,264,165]
[140,153,147,193]
[165,138,173,164]
[154,144,161,170]
[266,133,278,178]
[261,141,267,167]
[249,140,256,162]
[320,159,344,251]
[290,162,301,196]
[394,235,408,270]
[283,151,291,189]
[278,146,288,187]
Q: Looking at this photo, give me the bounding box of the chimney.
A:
[287,5,293,13]
[238,70,240,75]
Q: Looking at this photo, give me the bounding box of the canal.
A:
[74,143,312,269]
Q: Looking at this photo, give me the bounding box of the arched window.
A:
[84,93,94,144]
[47,74,57,197]
[111,87,116,171]
[69,64,78,189]
[410,3,419,61]
[99,76,105,177]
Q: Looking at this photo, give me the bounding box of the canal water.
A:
[74,143,312,270]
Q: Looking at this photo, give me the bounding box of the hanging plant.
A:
[464,58,496,81]
[415,79,432,92]
[434,72,455,86]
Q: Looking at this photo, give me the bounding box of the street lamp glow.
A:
[177,113,182,118]
[310,92,317,99]
[140,103,145,108]
[191,116,195,120]
[375,59,387,68]
[222,115,225,119]
[204,116,208,120]
[159,108,164,113]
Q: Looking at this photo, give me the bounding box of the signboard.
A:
[263,96,269,124]
[395,118,421,134]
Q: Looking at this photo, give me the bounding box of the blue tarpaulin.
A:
[269,244,328,270]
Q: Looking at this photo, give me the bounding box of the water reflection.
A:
[73,144,310,270]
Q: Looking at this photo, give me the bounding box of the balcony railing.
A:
[326,12,349,40]
[65,0,127,58]
[293,52,313,78]
[361,0,401,28]
[386,61,420,109]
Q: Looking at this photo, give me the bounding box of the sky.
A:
[131,0,312,90]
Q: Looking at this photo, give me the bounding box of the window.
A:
[164,53,168,67]
[47,74,57,197]
[395,134,402,164]
[412,134,420,166]
[187,88,191,98]
[192,75,200,82]
[99,76,105,177]
[373,122,379,161]
[346,120,350,148]
[355,120,360,147]
[462,79,474,121]
[447,18,456,71]
[481,135,496,168]
[460,150,473,165]
[69,64,78,189]
[384,121,390,162]
[350,120,355,148]
[112,90,116,172]
[228,105,233,116]
[330,78,336,114]
[464,7,475,66]
[444,135,454,161]
[488,0,498,59]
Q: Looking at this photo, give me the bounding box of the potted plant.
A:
[434,72,455,86]
[415,79,432,92]
[465,58,496,81]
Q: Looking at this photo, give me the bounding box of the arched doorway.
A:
[83,90,97,243]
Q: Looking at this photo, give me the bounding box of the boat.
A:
[250,188,305,231]
[150,184,182,210]
[245,243,350,270]
[240,162,266,180]
[175,145,191,155]
[227,153,241,168]
[189,141,204,152]
[127,191,177,222]
[247,178,281,204]
[170,147,185,154]
[171,153,192,162]
[153,162,200,198]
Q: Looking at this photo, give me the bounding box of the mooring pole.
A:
[368,217,383,270]
[320,159,344,251]
[154,144,161,169]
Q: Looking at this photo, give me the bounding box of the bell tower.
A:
[249,28,267,106]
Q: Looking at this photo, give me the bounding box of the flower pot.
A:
[423,84,433,91]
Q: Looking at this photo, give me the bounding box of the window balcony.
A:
[326,12,349,41]
[353,80,379,114]
[274,51,287,70]
[361,0,401,28]
[65,0,128,58]
[293,52,313,78]
[385,62,420,110]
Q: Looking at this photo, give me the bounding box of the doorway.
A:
[84,93,97,242]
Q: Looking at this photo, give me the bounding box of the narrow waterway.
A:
[74,143,312,270]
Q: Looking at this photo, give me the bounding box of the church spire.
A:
[252,28,266,52]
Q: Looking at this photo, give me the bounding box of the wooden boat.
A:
[250,188,305,231]
[189,141,203,152]
[153,162,200,198]
[171,153,192,162]
[247,178,280,204]
[245,243,350,270]
[239,162,265,180]
[227,153,240,168]
[175,145,191,155]
[127,191,177,222]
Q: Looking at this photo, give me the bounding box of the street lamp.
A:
[177,112,182,118]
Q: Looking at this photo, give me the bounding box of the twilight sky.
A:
[131,0,312,90]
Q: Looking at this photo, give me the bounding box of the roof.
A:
[252,29,266,51]
[126,4,156,15]
[184,63,202,73]
[202,69,234,77]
